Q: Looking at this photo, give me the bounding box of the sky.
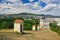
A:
[0,0,60,16]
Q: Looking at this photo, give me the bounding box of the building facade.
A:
[40,17,60,28]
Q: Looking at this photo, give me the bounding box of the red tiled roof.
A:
[14,20,23,23]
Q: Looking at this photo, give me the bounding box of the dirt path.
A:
[0,28,60,40]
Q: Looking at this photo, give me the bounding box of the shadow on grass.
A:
[0,32,33,37]
[16,32,33,35]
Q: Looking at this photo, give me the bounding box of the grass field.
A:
[0,28,60,40]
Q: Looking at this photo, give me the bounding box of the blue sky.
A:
[0,0,47,7]
[0,0,2,3]
[0,0,60,16]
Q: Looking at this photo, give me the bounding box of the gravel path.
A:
[0,28,60,40]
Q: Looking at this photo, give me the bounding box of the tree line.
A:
[0,17,40,30]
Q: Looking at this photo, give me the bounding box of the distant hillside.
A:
[0,13,60,18]
[7,13,53,16]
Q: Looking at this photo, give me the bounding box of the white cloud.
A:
[29,0,34,2]
[42,0,50,2]
[34,4,60,16]
[23,3,31,6]
[38,0,51,4]
[33,4,57,13]
[30,2,42,10]
[0,0,60,16]
[4,0,20,2]
[0,3,32,14]
[0,3,60,15]
[38,0,42,2]
[38,0,60,4]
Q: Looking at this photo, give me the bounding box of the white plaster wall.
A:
[37,26,40,30]
[57,23,60,26]
[55,18,60,21]
[32,25,36,30]
[14,23,20,33]
[54,18,60,26]
[40,19,43,28]
[32,27,35,30]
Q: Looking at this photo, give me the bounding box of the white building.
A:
[14,20,23,33]
[43,17,54,28]
[54,18,60,26]
[40,18,43,28]
[40,17,60,28]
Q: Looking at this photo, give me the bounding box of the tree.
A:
[0,22,7,29]
[32,18,40,30]
[0,22,10,29]
[50,21,57,28]
[6,22,10,29]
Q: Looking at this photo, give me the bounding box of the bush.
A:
[0,22,10,29]
[23,20,32,30]
[49,21,60,35]
[0,18,15,29]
